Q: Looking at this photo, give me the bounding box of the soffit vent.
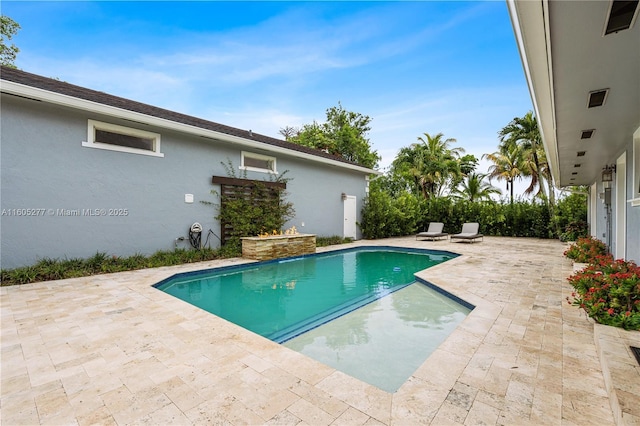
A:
[605,0,640,35]
[574,163,582,168]
[572,172,578,175]
[581,129,595,139]
[588,89,609,108]
[577,151,586,157]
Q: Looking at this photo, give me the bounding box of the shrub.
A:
[359,185,400,239]
[563,236,610,264]
[567,258,640,330]
[559,220,589,242]
[555,192,588,238]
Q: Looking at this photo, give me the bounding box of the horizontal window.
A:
[240,151,277,174]
[83,120,164,157]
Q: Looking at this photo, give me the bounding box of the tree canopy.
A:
[1,15,20,68]
[280,103,380,169]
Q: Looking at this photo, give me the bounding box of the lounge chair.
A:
[450,222,483,243]
[416,222,448,241]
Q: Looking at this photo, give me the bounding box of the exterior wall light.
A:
[602,165,616,182]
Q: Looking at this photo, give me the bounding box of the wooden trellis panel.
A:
[211,176,286,243]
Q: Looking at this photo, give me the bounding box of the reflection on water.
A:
[283,283,471,393]
[342,251,357,291]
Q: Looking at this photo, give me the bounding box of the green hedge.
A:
[359,188,421,239]
[359,187,586,240]
[417,198,552,238]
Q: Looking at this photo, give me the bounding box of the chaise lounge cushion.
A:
[416,222,448,240]
[450,222,483,243]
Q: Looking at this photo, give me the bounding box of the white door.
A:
[343,195,357,239]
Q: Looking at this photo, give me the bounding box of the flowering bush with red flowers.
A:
[567,257,640,330]
[564,236,611,264]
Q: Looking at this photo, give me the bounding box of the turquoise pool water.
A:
[154,247,459,343]
[284,283,472,392]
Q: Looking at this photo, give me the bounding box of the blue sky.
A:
[3,1,533,179]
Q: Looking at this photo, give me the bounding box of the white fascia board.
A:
[507,0,561,187]
[1,80,379,175]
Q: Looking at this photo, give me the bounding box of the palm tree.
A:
[419,132,468,197]
[401,133,465,197]
[498,111,554,205]
[390,132,476,199]
[498,111,561,234]
[392,144,429,198]
[483,143,525,204]
[453,172,501,202]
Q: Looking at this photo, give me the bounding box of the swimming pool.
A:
[154,246,460,343]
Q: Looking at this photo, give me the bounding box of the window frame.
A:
[83,119,164,157]
[240,151,277,174]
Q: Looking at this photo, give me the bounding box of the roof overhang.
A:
[1,79,379,176]
[507,0,640,187]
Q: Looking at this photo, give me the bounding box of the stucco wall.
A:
[608,142,640,263]
[590,140,640,263]
[0,95,368,268]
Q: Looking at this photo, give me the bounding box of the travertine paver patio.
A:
[1,236,638,425]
